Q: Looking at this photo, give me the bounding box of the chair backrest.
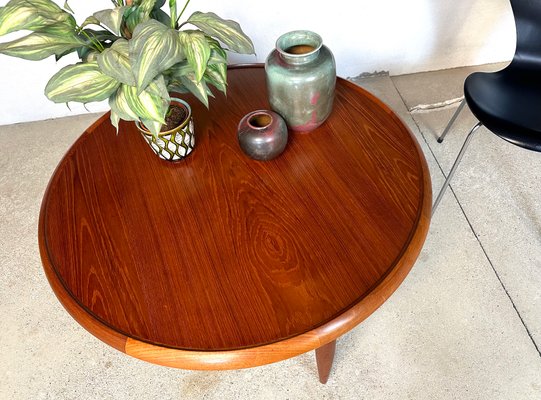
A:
[510,0,541,71]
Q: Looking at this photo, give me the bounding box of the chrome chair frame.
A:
[432,101,483,214]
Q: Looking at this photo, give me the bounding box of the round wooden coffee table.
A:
[39,65,431,384]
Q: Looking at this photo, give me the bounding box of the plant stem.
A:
[169,0,177,29]
[176,0,191,25]
[78,27,105,52]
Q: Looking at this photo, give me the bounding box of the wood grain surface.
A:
[39,65,431,370]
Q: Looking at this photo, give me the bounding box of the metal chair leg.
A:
[437,99,466,143]
[432,122,483,215]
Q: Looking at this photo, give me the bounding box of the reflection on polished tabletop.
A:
[39,65,431,383]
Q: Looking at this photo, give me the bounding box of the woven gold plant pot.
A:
[136,98,195,162]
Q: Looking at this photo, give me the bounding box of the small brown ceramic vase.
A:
[237,110,288,161]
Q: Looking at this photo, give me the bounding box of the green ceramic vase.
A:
[265,30,336,132]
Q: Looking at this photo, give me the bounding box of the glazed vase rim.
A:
[246,110,274,130]
[276,30,323,62]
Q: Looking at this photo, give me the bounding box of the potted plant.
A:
[0,0,255,160]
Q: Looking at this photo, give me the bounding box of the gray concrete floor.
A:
[1,65,540,399]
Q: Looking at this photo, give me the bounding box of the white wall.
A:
[0,0,515,125]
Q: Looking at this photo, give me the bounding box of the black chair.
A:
[432,0,541,213]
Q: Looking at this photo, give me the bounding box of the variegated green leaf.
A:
[110,78,170,130]
[85,51,99,63]
[134,0,157,13]
[125,0,156,33]
[77,46,91,61]
[178,30,210,82]
[123,6,139,34]
[119,79,169,125]
[63,0,73,14]
[140,118,162,137]
[80,16,100,29]
[39,20,78,36]
[93,7,127,35]
[53,23,88,60]
[116,79,170,136]
[0,0,74,36]
[45,62,120,103]
[110,109,121,133]
[166,60,193,79]
[151,8,171,27]
[97,39,135,86]
[207,37,227,64]
[109,85,140,122]
[0,30,84,61]
[80,28,118,44]
[29,0,63,13]
[167,83,189,95]
[130,19,184,92]
[145,74,170,100]
[186,12,254,54]
[204,63,227,95]
[153,0,166,10]
[180,74,210,108]
[167,63,215,107]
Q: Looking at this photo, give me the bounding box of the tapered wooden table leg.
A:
[315,340,336,384]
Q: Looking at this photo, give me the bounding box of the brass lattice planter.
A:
[136,98,195,162]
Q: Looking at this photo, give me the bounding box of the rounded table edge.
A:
[37,66,432,370]
[38,112,128,353]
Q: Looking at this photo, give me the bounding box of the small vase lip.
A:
[136,97,192,136]
[246,110,274,130]
[276,30,323,62]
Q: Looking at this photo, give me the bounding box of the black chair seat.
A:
[433,0,541,213]
[465,69,541,152]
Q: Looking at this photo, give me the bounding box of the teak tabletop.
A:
[39,65,431,383]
